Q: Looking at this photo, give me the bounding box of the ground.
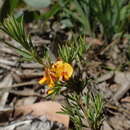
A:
[0,19,130,130]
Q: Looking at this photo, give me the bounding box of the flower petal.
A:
[39,77,47,84]
[47,89,54,94]
[63,63,73,78]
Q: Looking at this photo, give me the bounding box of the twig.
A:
[0,46,17,56]
[100,39,120,55]
[20,72,43,79]
[96,72,114,83]
[0,63,11,70]
[9,90,45,98]
[21,63,43,69]
[0,58,17,67]
[0,120,32,130]
[106,103,130,115]
[0,81,37,89]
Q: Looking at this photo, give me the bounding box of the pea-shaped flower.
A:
[39,60,73,94]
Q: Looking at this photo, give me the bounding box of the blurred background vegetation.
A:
[1,0,130,64]
[0,0,130,42]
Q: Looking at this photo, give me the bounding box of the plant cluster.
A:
[0,0,130,129]
[0,16,105,130]
[60,92,104,130]
[58,0,130,42]
[1,0,130,42]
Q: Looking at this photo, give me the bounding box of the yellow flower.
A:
[39,69,56,88]
[52,61,73,81]
[39,60,73,94]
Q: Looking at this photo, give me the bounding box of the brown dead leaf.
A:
[121,97,130,103]
[86,37,103,45]
[15,101,69,127]
[0,101,69,128]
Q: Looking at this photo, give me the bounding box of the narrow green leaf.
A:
[0,0,20,21]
